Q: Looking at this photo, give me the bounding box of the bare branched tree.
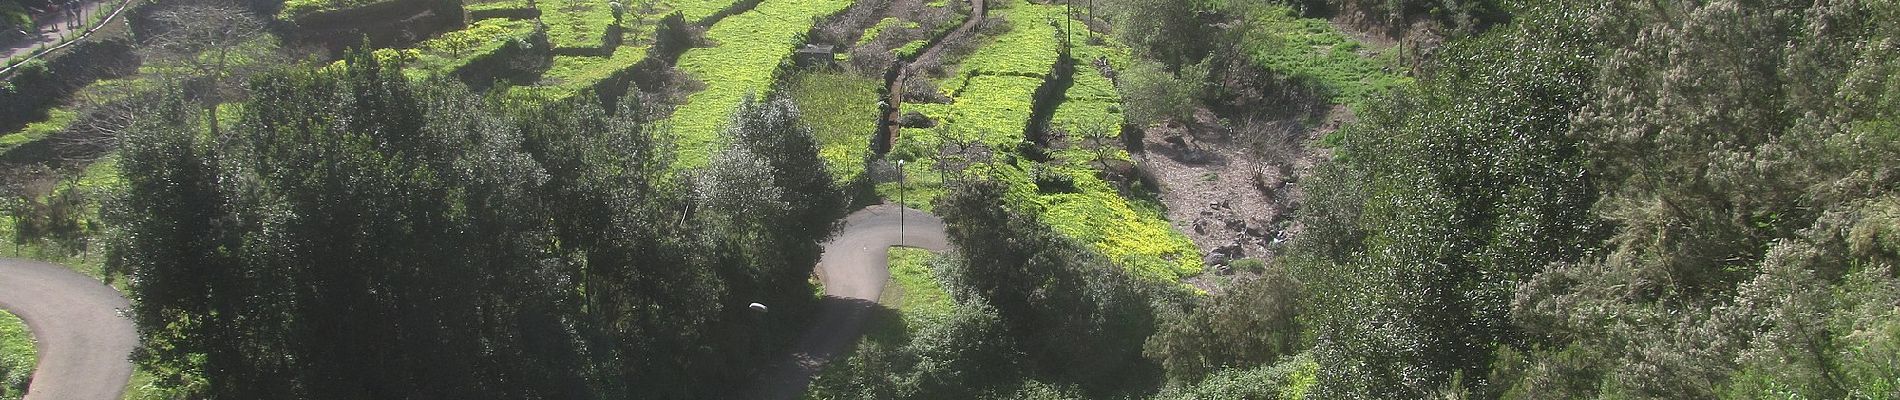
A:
[56,83,152,162]
[141,4,273,135]
[1076,121,1121,172]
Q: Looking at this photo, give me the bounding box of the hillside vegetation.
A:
[818,0,1900,398]
[0,0,1895,399]
[0,310,31,400]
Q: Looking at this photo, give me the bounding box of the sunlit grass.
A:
[886,247,953,326]
[885,1,1201,281]
[539,0,621,49]
[667,0,856,168]
[278,0,389,20]
[0,309,33,400]
[1235,5,1410,107]
[0,108,74,153]
[786,72,881,183]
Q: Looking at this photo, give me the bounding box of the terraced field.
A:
[279,0,391,20]
[787,72,882,182]
[665,0,857,167]
[1233,4,1409,106]
[378,18,542,79]
[880,0,1200,281]
[456,0,754,100]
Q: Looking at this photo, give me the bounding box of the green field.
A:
[0,310,34,400]
[380,18,542,80]
[944,3,1062,81]
[879,0,1200,281]
[0,109,74,154]
[885,247,953,327]
[1232,4,1409,106]
[514,47,651,99]
[852,246,953,352]
[537,0,622,49]
[278,0,390,20]
[666,0,856,167]
[786,72,882,182]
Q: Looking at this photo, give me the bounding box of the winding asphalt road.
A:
[0,258,136,400]
[747,204,951,399]
[0,206,944,400]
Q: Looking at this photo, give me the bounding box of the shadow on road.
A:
[745,296,899,400]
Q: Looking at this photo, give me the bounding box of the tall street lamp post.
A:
[897,159,906,246]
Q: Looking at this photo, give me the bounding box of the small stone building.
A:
[793,44,837,69]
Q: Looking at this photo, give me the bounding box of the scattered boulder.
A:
[1244,218,1269,238]
[1203,241,1245,268]
[900,110,936,128]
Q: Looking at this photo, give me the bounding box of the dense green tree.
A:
[1143,263,1305,384]
[1118,59,1208,128]
[1290,0,1900,398]
[936,180,1167,397]
[1105,0,1216,68]
[1289,1,1603,396]
[1151,353,1317,400]
[113,47,846,398]
[1502,2,1900,398]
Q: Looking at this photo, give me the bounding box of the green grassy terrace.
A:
[787,72,882,183]
[665,0,856,168]
[882,0,1199,281]
[380,18,542,80]
[470,0,738,100]
[534,0,623,49]
[884,247,953,329]
[1229,4,1409,107]
[279,0,392,20]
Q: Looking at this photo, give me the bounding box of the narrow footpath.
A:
[2,0,132,77]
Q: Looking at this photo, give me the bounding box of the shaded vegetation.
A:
[1289,0,1900,398]
[111,51,844,398]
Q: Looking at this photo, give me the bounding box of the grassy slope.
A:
[855,246,951,357]
[380,18,541,80]
[0,155,120,281]
[1233,4,1409,107]
[279,0,390,20]
[666,0,856,168]
[0,109,75,154]
[499,0,746,100]
[786,72,881,183]
[803,247,953,399]
[539,0,618,49]
[0,310,34,400]
[519,47,651,98]
[885,247,953,327]
[883,0,1199,280]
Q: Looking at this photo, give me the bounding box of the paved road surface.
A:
[747,204,951,399]
[0,259,136,400]
[3,0,116,66]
